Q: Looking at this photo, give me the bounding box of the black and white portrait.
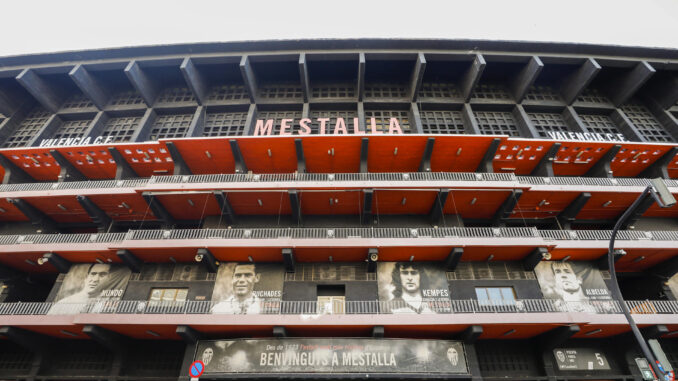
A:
[535,261,612,313]
[48,263,131,314]
[377,262,451,314]
[211,263,283,314]
[667,272,678,299]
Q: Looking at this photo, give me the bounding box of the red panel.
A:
[167,138,236,175]
[302,136,363,173]
[209,247,284,262]
[377,246,452,262]
[0,198,29,222]
[299,191,363,215]
[117,142,174,177]
[1,149,60,181]
[22,196,91,223]
[615,248,678,272]
[461,246,540,261]
[479,324,560,339]
[155,193,221,220]
[373,190,438,214]
[87,193,156,221]
[294,248,369,262]
[55,146,117,179]
[576,192,640,220]
[123,248,201,263]
[492,140,554,175]
[368,136,429,173]
[514,191,581,220]
[571,324,631,338]
[644,200,678,218]
[238,137,297,173]
[552,142,615,176]
[548,248,607,262]
[611,144,674,177]
[442,190,512,219]
[227,191,291,215]
[0,252,55,273]
[431,136,505,172]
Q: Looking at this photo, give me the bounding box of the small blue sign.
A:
[189,360,205,378]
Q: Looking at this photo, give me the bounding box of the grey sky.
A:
[2,0,678,57]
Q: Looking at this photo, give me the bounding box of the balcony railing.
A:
[0,299,675,316]
[0,227,674,246]
[0,172,673,194]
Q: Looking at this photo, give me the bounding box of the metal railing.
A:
[2,227,678,246]
[2,299,677,316]
[1,172,676,194]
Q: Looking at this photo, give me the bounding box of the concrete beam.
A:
[513,105,539,138]
[476,137,501,173]
[409,102,423,133]
[492,189,523,226]
[213,191,236,225]
[229,139,248,174]
[282,248,295,273]
[289,189,302,225]
[165,141,192,176]
[611,109,644,142]
[186,106,206,137]
[82,325,129,352]
[362,189,373,225]
[639,147,678,180]
[16,69,63,113]
[239,56,258,103]
[50,149,86,182]
[511,56,543,102]
[7,198,60,233]
[607,61,656,107]
[358,53,366,102]
[429,188,449,224]
[557,192,591,229]
[360,137,369,173]
[0,326,51,353]
[443,248,464,271]
[273,326,288,338]
[176,325,202,344]
[530,142,560,177]
[69,64,110,109]
[77,195,111,232]
[461,103,481,134]
[460,325,483,344]
[295,138,306,173]
[461,54,486,102]
[130,108,156,142]
[585,144,621,178]
[28,114,61,147]
[597,249,627,270]
[196,248,218,273]
[409,53,426,102]
[560,58,601,105]
[0,153,34,184]
[41,253,71,273]
[124,61,159,107]
[645,74,678,110]
[180,58,209,105]
[116,249,143,273]
[299,53,311,103]
[372,326,385,338]
[107,147,139,179]
[537,325,580,350]
[141,192,176,227]
[418,137,435,172]
[523,247,549,271]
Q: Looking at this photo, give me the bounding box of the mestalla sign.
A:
[253,117,405,136]
[195,338,467,375]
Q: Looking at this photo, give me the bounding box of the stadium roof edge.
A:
[1,38,678,67]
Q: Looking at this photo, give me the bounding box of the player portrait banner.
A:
[667,273,678,300]
[377,262,451,313]
[534,261,613,313]
[210,263,284,314]
[195,338,467,375]
[48,263,132,315]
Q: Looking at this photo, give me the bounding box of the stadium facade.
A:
[0,39,678,380]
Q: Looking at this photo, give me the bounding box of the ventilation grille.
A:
[622,103,674,142]
[156,87,196,104]
[475,111,519,136]
[207,84,249,102]
[471,84,512,101]
[476,341,536,375]
[108,90,144,106]
[579,114,623,137]
[256,111,303,134]
[285,263,375,281]
[2,107,51,148]
[52,119,92,140]
[61,93,94,110]
[309,110,358,133]
[528,112,570,138]
[204,112,248,136]
[149,114,193,140]
[447,262,535,280]
[365,83,408,99]
[420,111,465,134]
[364,110,411,133]
[311,84,356,99]
[576,88,611,104]
[48,349,111,373]
[0,349,32,372]
[101,116,141,143]
[259,84,303,100]
[524,86,562,102]
[418,83,462,99]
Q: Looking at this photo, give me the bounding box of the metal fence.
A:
[1,227,678,246]
[1,173,676,194]
[2,299,676,316]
